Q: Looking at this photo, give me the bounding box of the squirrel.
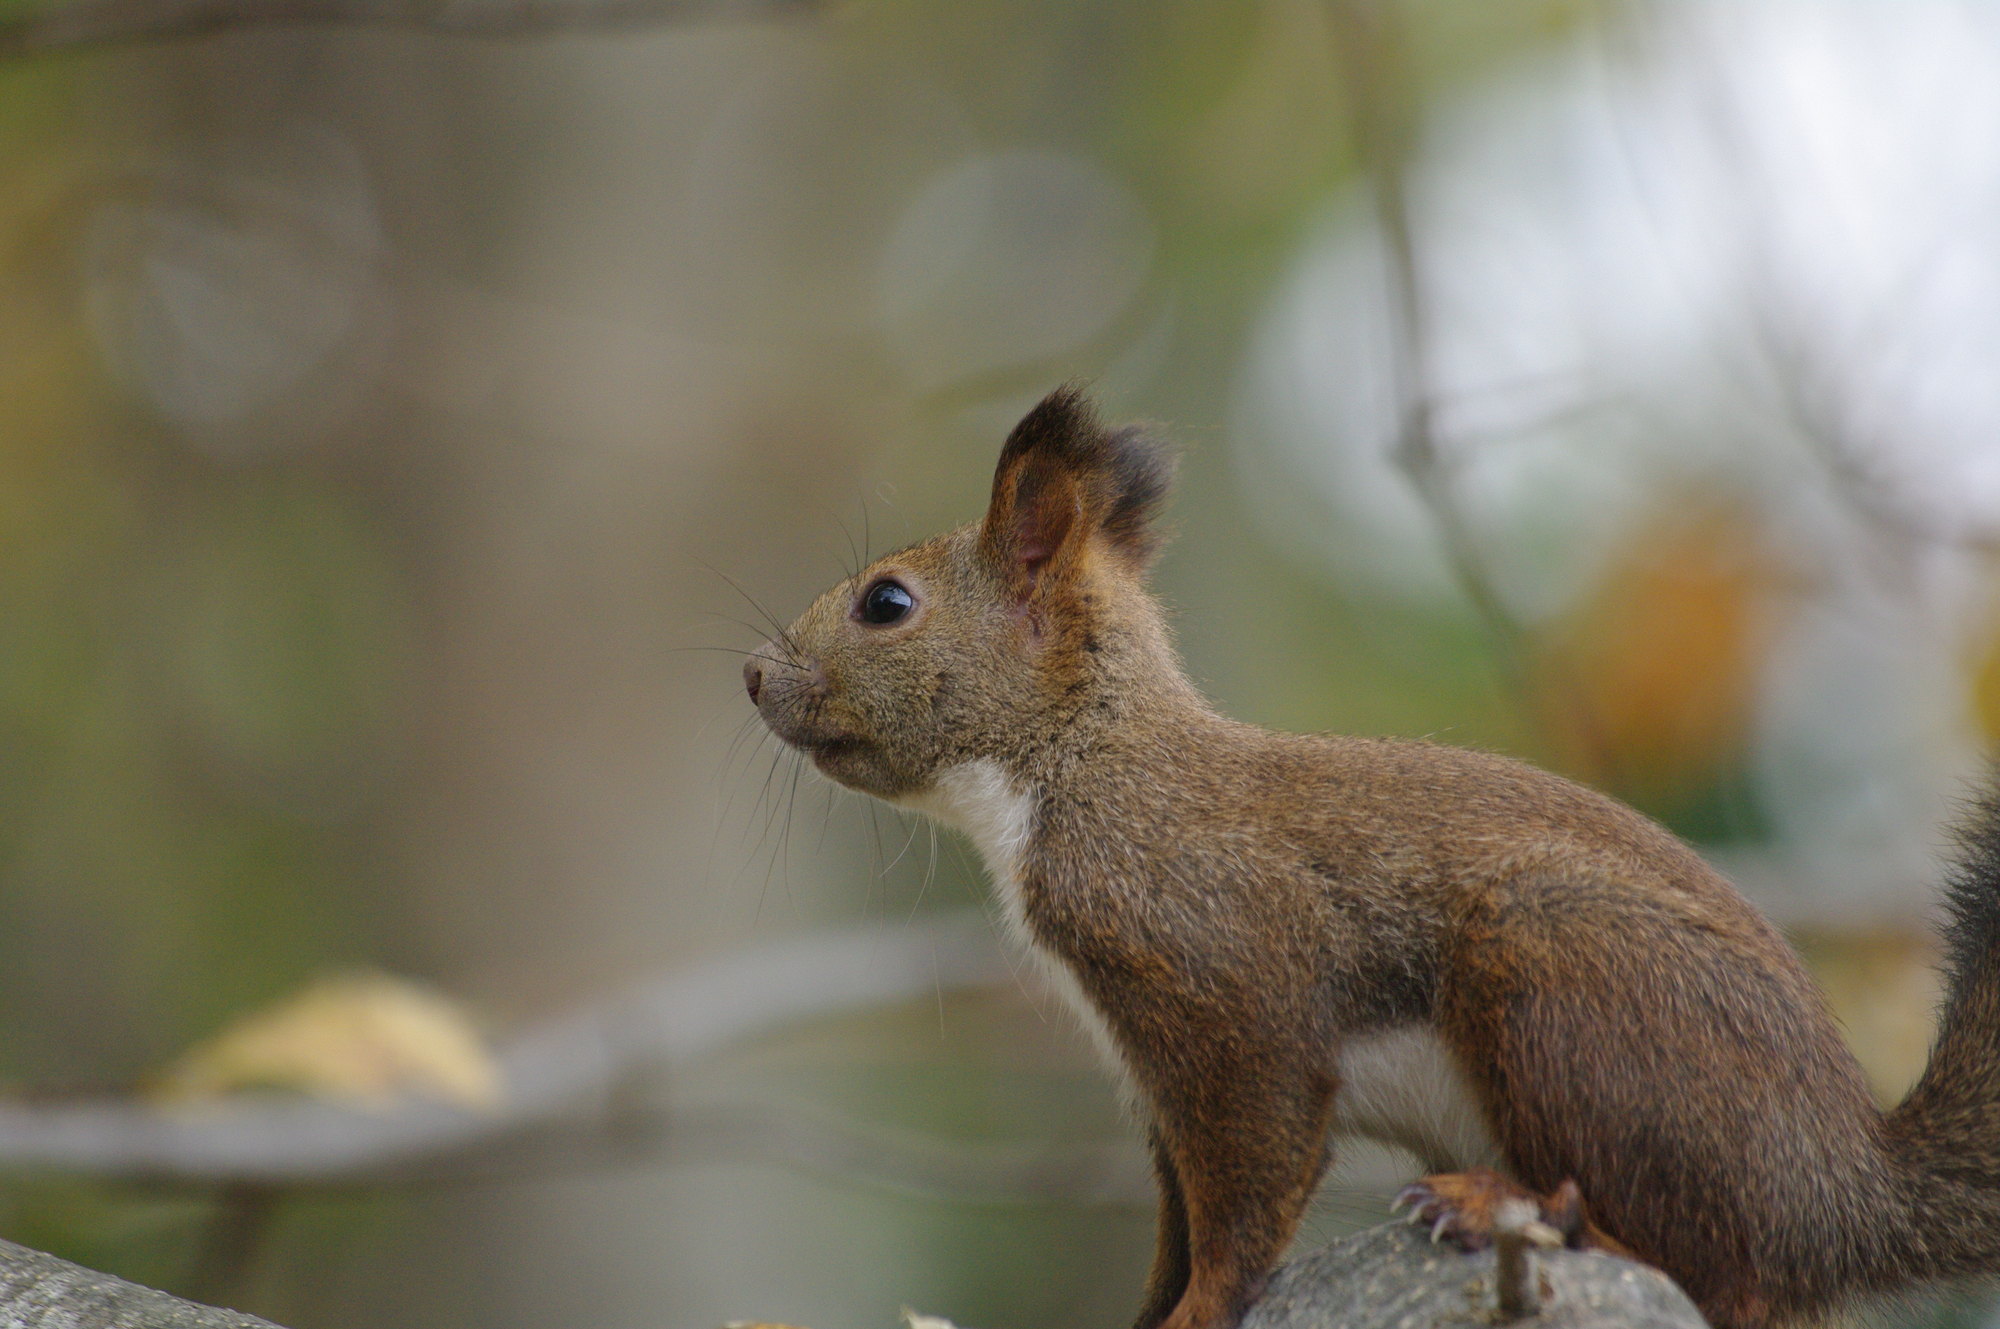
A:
[742,385,2000,1329]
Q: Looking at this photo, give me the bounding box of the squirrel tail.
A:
[1883,777,2000,1277]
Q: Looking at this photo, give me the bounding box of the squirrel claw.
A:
[1388,1169,1589,1254]
[1392,1179,1473,1245]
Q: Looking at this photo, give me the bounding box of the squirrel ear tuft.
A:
[979,386,1176,600]
[1098,422,1175,566]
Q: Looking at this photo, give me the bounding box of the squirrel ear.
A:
[979,386,1176,601]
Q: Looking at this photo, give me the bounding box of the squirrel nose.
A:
[743,656,763,704]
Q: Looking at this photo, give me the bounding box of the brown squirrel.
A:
[742,386,2000,1329]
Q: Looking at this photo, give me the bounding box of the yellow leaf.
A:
[153,972,502,1110]
[1968,613,2000,747]
[1794,927,1942,1107]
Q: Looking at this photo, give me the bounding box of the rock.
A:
[1242,1223,1708,1329]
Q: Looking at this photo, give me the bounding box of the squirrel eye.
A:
[857,578,915,626]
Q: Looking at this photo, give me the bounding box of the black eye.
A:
[858,578,915,625]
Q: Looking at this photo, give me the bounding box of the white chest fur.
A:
[899,760,1128,1074]
[903,759,1037,885]
[1332,1025,1502,1173]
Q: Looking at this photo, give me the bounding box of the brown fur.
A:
[744,387,2000,1329]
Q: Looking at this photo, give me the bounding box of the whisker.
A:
[695,558,805,659]
[864,800,889,915]
[693,610,773,636]
[742,744,785,864]
[700,719,773,892]
[815,778,838,852]
[719,713,769,789]
[882,809,924,876]
[693,612,803,664]
[755,745,791,848]
[750,746,790,921]
[786,756,808,888]
[693,694,746,748]
[834,511,862,583]
[871,481,913,553]
[670,645,769,659]
[907,820,940,923]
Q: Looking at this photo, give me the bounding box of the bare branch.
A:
[1747,285,2000,569]
[1327,0,1622,786]
[647,1100,1153,1206]
[0,913,1012,1183]
[1663,14,2000,572]
[0,0,814,59]
[183,1183,283,1310]
[1326,3,1536,688]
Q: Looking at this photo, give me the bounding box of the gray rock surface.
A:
[1242,1223,1709,1329]
[0,1239,284,1329]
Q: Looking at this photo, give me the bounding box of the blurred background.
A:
[4,0,2000,1325]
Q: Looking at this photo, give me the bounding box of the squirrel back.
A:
[745,387,2000,1329]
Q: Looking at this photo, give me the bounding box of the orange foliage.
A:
[1536,497,1782,797]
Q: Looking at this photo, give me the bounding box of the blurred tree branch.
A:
[1327,1,1534,693]
[1328,0,1621,786]
[0,914,1014,1184]
[0,0,813,59]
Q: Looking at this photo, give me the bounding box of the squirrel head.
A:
[745,386,1179,800]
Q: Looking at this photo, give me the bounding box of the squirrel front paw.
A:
[1392,1168,1588,1251]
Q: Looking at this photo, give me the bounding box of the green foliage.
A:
[0,1179,212,1293]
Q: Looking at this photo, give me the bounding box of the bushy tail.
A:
[1884,778,2000,1276]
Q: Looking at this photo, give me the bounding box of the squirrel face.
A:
[742,524,1021,799]
[745,386,1177,801]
